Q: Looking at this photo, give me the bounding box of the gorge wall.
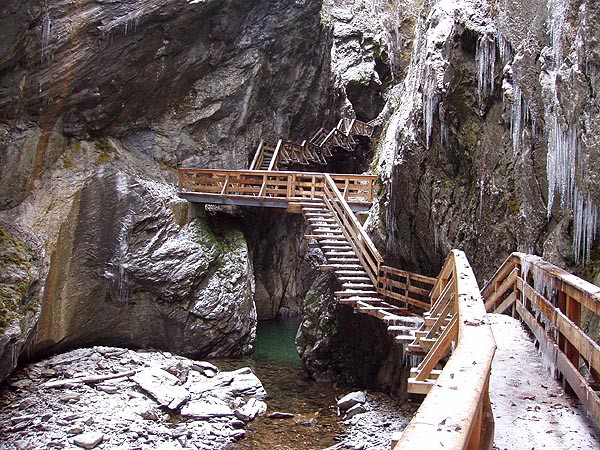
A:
[0,0,335,380]
[1,0,600,386]
[368,0,600,286]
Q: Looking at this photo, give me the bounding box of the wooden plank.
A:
[414,316,458,381]
[484,267,518,311]
[494,290,517,315]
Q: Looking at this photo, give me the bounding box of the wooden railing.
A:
[483,252,600,428]
[396,250,496,450]
[378,265,436,311]
[322,174,383,285]
[178,169,377,207]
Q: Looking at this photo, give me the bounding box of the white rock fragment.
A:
[73,431,104,449]
[180,400,234,419]
[337,391,367,411]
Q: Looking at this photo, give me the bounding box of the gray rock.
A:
[131,368,189,409]
[191,361,219,378]
[344,404,367,419]
[180,400,234,419]
[73,432,104,449]
[337,391,367,411]
[234,397,267,421]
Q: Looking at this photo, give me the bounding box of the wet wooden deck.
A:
[489,313,599,449]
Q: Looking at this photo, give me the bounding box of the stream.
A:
[213,317,345,449]
[213,318,417,450]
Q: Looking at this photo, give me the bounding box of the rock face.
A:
[243,210,323,319]
[296,272,408,395]
[35,169,256,358]
[368,0,600,281]
[0,0,334,379]
[0,346,267,450]
[0,225,42,381]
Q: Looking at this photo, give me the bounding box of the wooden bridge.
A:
[178,118,600,449]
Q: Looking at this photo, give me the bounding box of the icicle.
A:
[476,35,496,108]
[573,188,598,264]
[423,73,440,149]
[497,34,514,65]
[547,0,569,64]
[546,116,578,217]
[41,12,52,63]
[510,85,523,155]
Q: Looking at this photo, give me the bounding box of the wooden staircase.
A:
[293,194,423,344]
[249,118,375,171]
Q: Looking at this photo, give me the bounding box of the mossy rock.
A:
[0,227,37,331]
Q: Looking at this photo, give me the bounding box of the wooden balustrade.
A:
[377,265,436,311]
[396,250,496,450]
[483,252,600,428]
[178,168,377,209]
[322,174,383,285]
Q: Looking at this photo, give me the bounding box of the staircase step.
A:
[395,335,416,344]
[307,218,336,223]
[338,276,371,283]
[342,283,375,289]
[324,264,364,270]
[334,270,369,276]
[325,251,356,256]
[321,245,352,251]
[327,257,360,264]
[335,290,379,297]
[387,325,415,336]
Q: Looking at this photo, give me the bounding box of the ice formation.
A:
[476,35,496,108]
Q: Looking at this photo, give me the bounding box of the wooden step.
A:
[338,276,371,283]
[387,325,415,335]
[395,335,416,344]
[327,257,360,264]
[335,290,379,297]
[342,283,375,290]
[318,239,350,244]
[325,251,356,256]
[321,245,352,251]
[304,212,333,217]
[313,228,343,234]
[334,269,368,275]
[410,368,442,380]
[327,264,364,270]
[307,218,336,223]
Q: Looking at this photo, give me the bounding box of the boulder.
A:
[73,432,103,449]
[337,391,367,411]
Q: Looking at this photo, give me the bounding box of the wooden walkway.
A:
[489,313,598,449]
[177,118,600,450]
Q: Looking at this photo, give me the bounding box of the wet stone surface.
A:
[0,346,267,450]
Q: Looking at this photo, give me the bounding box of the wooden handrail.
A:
[397,250,496,450]
[483,252,600,428]
[249,140,264,170]
[178,168,377,207]
[377,265,435,310]
[322,173,383,285]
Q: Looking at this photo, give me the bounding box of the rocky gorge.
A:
[1,0,600,448]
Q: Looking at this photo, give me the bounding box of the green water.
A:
[251,317,303,367]
[213,318,345,450]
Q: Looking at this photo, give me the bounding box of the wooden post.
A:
[565,294,581,373]
[250,140,263,170]
[220,174,230,195]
